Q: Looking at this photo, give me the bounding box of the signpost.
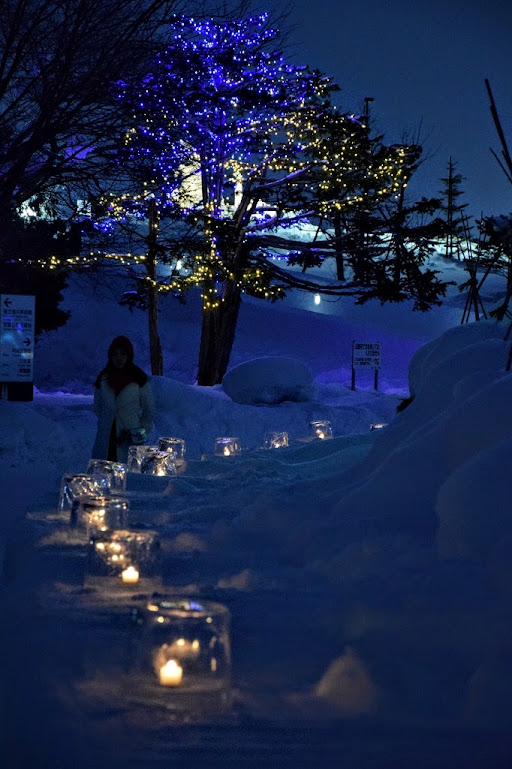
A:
[0,294,35,401]
[351,341,381,391]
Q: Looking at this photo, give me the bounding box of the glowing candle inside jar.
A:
[318,431,325,439]
[121,565,139,584]
[223,446,230,456]
[159,659,183,686]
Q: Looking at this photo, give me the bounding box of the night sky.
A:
[288,0,512,222]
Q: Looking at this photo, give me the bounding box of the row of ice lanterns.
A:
[57,437,231,710]
[217,420,334,457]
[53,420,335,707]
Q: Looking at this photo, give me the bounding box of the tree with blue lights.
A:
[98,12,448,384]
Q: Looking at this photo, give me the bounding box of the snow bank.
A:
[436,434,512,565]
[151,374,395,458]
[232,322,512,587]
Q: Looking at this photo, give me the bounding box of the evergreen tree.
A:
[88,13,450,384]
[439,157,469,259]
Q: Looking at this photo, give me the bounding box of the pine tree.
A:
[92,13,342,383]
[439,157,469,259]
[88,13,449,384]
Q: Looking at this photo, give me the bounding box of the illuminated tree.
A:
[95,13,449,384]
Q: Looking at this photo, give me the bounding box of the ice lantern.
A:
[214,437,241,457]
[310,420,333,440]
[85,528,161,591]
[140,449,177,476]
[86,459,127,491]
[70,494,130,536]
[58,472,108,515]
[157,437,186,463]
[263,431,289,450]
[128,446,176,476]
[137,599,232,715]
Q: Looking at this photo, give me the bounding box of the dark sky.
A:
[288,0,512,221]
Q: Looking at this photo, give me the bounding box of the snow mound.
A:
[222,356,315,405]
[0,402,62,470]
[314,646,380,715]
[436,434,512,564]
[408,319,506,397]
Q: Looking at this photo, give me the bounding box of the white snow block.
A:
[222,356,315,405]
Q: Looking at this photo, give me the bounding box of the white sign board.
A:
[0,294,35,381]
[352,341,381,370]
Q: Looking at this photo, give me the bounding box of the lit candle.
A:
[318,431,325,439]
[159,659,183,686]
[223,446,230,456]
[121,565,139,584]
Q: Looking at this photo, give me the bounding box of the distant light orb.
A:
[314,294,321,305]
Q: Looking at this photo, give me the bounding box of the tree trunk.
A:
[147,279,163,376]
[333,210,345,281]
[147,199,163,376]
[196,279,242,386]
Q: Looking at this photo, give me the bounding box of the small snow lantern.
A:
[135,598,231,715]
[214,437,241,457]
[263,431,289,450]
[86,458,127,491]
[70,493,129,536]
[85,527,161,590]
[58,473,107,515]
[310,420,333,440]
[158,437,186,462]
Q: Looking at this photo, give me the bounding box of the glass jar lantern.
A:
[58,472,108,515]
[157,437,186,462]
[85,527,161,591]
[70,493,130,536]
[310,420,333,440]
[86,458,127,491]
[213,437,241,457]
[263,431,289,449]
[135,598,232,716]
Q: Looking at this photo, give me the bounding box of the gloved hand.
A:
[129,428,147,445]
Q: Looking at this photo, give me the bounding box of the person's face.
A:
[110,348,129,369]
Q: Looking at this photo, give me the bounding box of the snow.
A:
[221,356,315,405]
[2,254,512,767]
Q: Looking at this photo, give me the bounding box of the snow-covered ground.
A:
[2,253,512,768]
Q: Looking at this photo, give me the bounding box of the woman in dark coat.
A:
[91,336,155,463]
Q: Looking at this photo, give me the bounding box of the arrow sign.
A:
[0,294,35,381]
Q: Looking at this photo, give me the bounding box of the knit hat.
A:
[108,335,134,363]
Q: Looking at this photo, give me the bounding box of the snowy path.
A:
[3,464,512,768]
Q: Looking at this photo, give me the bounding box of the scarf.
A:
[107,367,138,395]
